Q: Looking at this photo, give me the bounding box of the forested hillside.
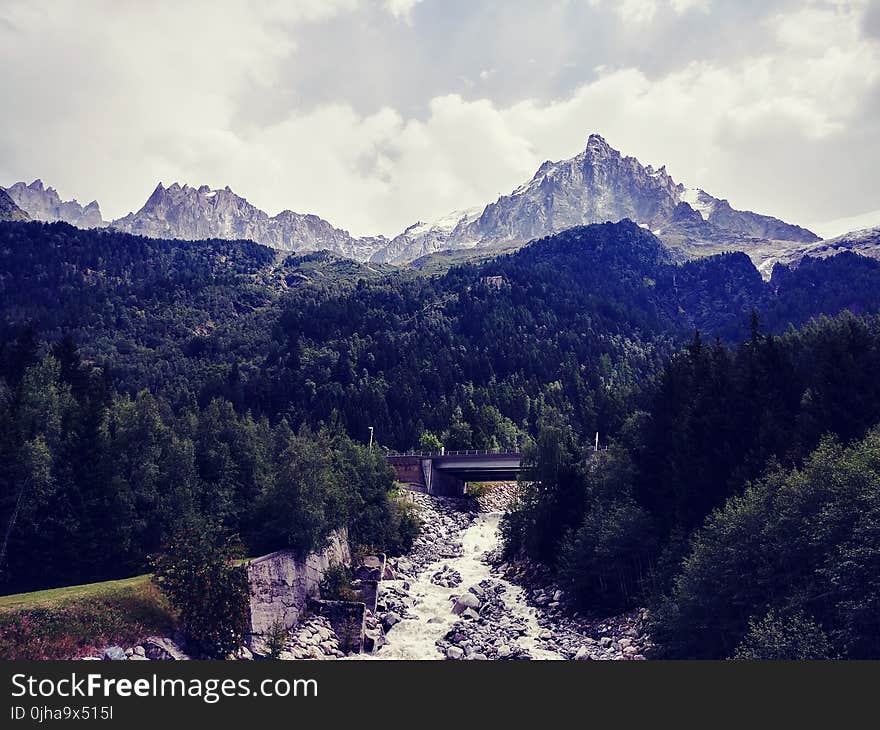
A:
[3,217,880,610]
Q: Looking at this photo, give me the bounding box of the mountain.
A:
[3,134,825,268]
[3,180,104,228]
[112,182,386,260]
[0,189,29,222]
[762,225,880,273]
[371,134,819,264]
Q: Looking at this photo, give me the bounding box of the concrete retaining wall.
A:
[246,528,351,645]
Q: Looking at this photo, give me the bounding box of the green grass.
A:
[0,573,153,611]
[0,574,175,660]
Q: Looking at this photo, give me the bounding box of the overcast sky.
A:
[1,0,878,237]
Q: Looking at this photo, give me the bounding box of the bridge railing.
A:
[386,448,521,458]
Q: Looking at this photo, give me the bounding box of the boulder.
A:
[381,611,402,632]
[446,646,464,660]
[142,636,189,661]
[461,607,481,621]
[451,592,481,615]
[102,646,127,661]
[574,646,592,661]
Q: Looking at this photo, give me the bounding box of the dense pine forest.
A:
[4,218,880,657]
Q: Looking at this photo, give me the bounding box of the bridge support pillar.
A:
[427,462,466,497]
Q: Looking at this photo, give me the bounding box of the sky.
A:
[1,0,878,238]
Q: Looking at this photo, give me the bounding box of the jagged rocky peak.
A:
[372,133,820,265]
[3,179,105,228]
[112,180,388,261]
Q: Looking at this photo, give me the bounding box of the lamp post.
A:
[368,426,374,453]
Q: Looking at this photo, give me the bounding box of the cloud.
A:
[592,0,711,23]
[1,0,878,236]
[383,0,424,20]
[670,0,710,13]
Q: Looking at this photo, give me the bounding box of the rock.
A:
[497,644,512,658]
[142,636,189,661]
[131,645,146,657]
[461,607,481,621]
[446,646,464,660]
[451,592,481,615]
[128,655,150,661]
[102,646,127,661]
[381,611,402,632]
[574,646,592,661]
[235,646,254,660]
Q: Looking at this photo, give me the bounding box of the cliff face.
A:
[0,189,29,222]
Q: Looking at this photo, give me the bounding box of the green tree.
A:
[151,524,249,659]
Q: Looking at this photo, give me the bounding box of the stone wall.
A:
[246,528,351,645]
[311,600,366,654]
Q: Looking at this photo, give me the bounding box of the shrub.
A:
[263,619,288,660]
[319,564,356,602]
[151,525,249,659]
[732,610,834,660]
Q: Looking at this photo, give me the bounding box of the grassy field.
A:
[0,573,175,660]
[0,573,153,611]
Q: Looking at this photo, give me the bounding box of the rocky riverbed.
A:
[369,487,652,660]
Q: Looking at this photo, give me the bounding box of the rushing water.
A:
[366,512,562,660]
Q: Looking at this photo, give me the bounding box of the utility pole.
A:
[368,426,374,453]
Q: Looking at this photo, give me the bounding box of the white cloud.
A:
[615,0,658,24]
[383,0,424,20]
[591,0,711,23]
[1,0,878,235]
[670,0,710,13]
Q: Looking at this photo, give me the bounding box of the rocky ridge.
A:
[4,180,104,228]
[112,182,385,260]
[7,134,836,270]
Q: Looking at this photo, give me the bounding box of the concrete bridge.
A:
[386,449,522,496]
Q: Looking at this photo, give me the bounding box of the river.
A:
[367,509,563,660]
